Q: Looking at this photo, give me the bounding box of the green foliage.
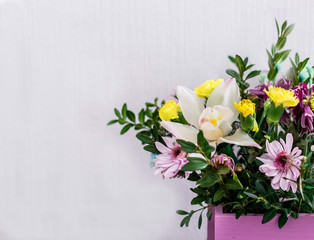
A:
[289,53,311,85]
[107,98,165,153]
[267,19,294,82]
[226,55,261,96]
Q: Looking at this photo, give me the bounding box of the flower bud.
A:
[266,102,284,124]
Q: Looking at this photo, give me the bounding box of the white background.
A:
[0,0,314,239]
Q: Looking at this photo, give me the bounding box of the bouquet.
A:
[108,20,314,229]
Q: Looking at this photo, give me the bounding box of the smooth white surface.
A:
[0,0,314,239]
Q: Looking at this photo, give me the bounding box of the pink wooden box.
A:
[207,207,314,240]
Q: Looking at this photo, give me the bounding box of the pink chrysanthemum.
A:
[257,133,303,193]
[212,154,235,173]
[154,137,189,178]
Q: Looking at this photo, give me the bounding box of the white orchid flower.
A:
[161,78,261,149]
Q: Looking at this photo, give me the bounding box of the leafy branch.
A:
[107,98,166,153]
[226,55,261,96]
[267,19,294,82]
[289,53,310,85]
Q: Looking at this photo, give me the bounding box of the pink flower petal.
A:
[266,140,277,158]
[280,178,289,191]
[155,142,171,153]
[291,147,302,157]
[270,140,284,155]
[290,181,297,193]
[264,169,279,177]
[285,133,293,153]
[163,137,175,149]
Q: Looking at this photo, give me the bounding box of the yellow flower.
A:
[234,99,256,117]
[159,100,181,121]
[252,119,259,132]
[311,95,314,111]
[194,79,224,98]
[264,86,299,108]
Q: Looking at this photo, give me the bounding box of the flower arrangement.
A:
[108,20,314,229]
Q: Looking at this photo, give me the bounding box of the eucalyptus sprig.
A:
[289,53,310,85]
[267,19,294,82]
[226,55,261,97]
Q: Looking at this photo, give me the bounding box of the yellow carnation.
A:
[234,99,256,117]
[159,100,181,121]
[311,95,314,111]
[194,79,224,98]
[264,86,299,108]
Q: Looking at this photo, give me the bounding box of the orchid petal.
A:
[218,129,261,148]
[207,78,241,123]
[177,86,204,127]
[161,121,198,145]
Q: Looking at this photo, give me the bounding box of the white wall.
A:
[0,0,313,239]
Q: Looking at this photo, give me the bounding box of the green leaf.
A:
[298,58,309,72]
[224,174,243,190]
[206,209,212,220]
[262,209,277,224]
[114,108,121,119]
[213,189,226,202]
[107,119,118,126]
[283,24,295,37]
[176,140,198,153]
[291,211,299,219]
[235,55,245,74]
[197,174,219,188]
[143,144,159,153]
[134,124,143,130]
[121,103,127,120]
[275,19,280,37]
[236,209,244,219]
[246,70,261,80]
[120,124,132,135]
[176,210,189,215]
[245,64,254,71]
[243,191,258,199]
[295,53,300,65]
[281,20,287,33]
[145,102,155,107]
[138,109,145,125]
[225,179,243,190]
[278,213,288,229]
[180,215,191,227]
[243,57,248,66]
[274,49,290,63]
[127,110,136,122]
[226,69,240,80]
[228,56,236,64]
[217,167,230,175]
[182,158,208,171]
[255,180,267,196]
[198,211,203,229]
[191,196,204,205]
[276,37,287,51]
[197,131,215,157]
[136,132,152,144]
[187,172,201,181]
[304,192,314,209]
